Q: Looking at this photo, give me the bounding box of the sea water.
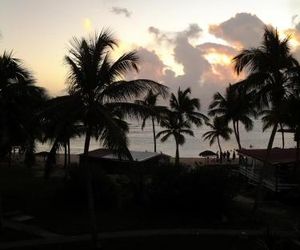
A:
[36,120,296,158]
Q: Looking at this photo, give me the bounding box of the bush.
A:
[67,165,122,209]
[146,165,241,216]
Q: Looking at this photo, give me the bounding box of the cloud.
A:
[126,47,166,83]
[197,42,237,55]
[130,24,243,110]
[111,7,132,18]
[148,26,173,44]
[209,13,265,48]
[173,25,210,86]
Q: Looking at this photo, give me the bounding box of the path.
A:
[0,228,298,249]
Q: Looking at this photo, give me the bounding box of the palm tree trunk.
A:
[253,122,278,213]
[217,136,222,164]
[44,139,59,180]
[280,123,285,149]
[67,139,71,167]
[175,139,179,166]
[83,125,99,249]
[296,140,300,168]
[0,192,3,232]
[152,117,156,152]
[233,121,241,150]
[236,121,242,149]
[64,142,67,170]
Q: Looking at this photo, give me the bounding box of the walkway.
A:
[0,228,298,249]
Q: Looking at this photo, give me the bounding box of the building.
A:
[80,148,171,174]
[238,148,299,192]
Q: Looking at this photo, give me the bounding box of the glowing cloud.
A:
[204,52,232,65]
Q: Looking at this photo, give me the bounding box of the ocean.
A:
[37,120,296,158]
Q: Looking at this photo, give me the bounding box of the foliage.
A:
[146,165,241,215]
[209,84,255,149]
[0,51,47,162]
[203,116,232,153]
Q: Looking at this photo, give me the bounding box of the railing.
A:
[239,165,298,192]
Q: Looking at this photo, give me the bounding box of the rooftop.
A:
[237,148,298,165]
[86,148,168,162]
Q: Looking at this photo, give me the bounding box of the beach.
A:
[36,121,296,159]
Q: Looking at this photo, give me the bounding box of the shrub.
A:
[146,165,241,216]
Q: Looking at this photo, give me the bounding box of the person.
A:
[226,151,230,162]
[232,151,236,161]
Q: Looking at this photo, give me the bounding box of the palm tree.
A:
[233,26,299,210]
[170,87,208,126]
[233,26,298,151]
[209,84,255,150]
[41,95,83,179]
[64,31,167,247]
[202,117,232,161]
[0,51,47,230]
[260,103,290,149]
[156,111,193,165]
[0,51,47,162]
[135,90,168,152]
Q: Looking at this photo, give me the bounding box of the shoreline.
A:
[33,154,238,168]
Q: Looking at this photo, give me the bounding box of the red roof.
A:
[237,148,299,165]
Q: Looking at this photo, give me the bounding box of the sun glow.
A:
[83,18,92,32]
[281,30,300,49]
[204,52,232,65]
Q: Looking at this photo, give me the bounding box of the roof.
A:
[237,148,299,165]
[85,148,170,162]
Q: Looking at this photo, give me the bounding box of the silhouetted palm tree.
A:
[0,51,47,231]
[135,90,168,152]
[41,95,83,179]
[64,31,167,247]
[209,84,255,150]
[233,26,298,151]
[0,51,47,164]
[156,111,193,165]
[170,87,208,126]
[202,117,232,161]
[233,26,299,211]
[260,103,290,149]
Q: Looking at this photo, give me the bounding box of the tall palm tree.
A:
[233,26,299,210]
[0,51,47,161]
[0,51,47,230]
[135,90,168,152]
[209,84,255,150]
[202,117,232,161]
[170,87,208,126]
[233,26,298,151]
[156,111,193,165]
[64,31,167,247]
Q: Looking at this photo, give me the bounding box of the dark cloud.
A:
[173,25,210,86]
[126,47,166,82]
[111,7,132,18]
[209,13,265,48]
[148,26,172,44]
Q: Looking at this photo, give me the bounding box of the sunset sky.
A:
[1,0,300,108]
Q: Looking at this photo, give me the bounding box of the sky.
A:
[1,0,300,109]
